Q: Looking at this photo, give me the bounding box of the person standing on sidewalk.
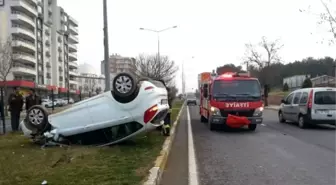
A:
[25,89,42,112]
[8,87,24,131]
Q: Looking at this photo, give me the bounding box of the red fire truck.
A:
[199,72,264,131]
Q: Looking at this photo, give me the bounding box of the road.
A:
[161,106,336,185]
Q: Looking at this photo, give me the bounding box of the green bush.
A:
[302,78,313,88]
[283,83,289,92]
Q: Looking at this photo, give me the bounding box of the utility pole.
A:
[157,33,160,75]
[182,61,185,96]
[103,0,110,91]
[139,26,177,76]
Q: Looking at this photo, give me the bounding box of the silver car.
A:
[278,87,336,128]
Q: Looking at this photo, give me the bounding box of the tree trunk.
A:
[3,82,8,117]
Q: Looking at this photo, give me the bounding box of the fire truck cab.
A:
[199,72,264,131]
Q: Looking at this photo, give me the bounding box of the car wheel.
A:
[208,119,215,131]
[248,124,257,131]
[113,73,137,98]
[278,111,286,123]
[26,105,49,132]
[298,115,307,129]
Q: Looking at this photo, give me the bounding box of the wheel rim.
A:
[28,108,44,125]
[299,117,304,127]
[115,75,132,94]
[279,113,283,122]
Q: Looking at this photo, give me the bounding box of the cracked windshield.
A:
[0,0,335,185]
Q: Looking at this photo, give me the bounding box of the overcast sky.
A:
[58,0,335,92]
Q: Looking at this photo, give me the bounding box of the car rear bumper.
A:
[187,100,197,104]
[308,119,335,125]
[209,115,263,125]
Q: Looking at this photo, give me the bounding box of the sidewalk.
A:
[265,105,280,111]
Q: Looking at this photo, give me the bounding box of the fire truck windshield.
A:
[212,79,261,97]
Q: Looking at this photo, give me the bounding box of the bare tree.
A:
[319,0,336,43]
[300,0,335,45]
[243,36,283,69]
[135,54,179,86]
[0,37,17,120]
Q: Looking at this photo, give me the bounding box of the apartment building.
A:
[0,0,79,95]
[100,54,137,83]
[77,63,105,95]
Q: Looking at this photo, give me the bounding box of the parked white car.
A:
[42,99,56,108]
[20,73,170,146]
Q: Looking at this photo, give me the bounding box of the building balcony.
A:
[68,34,78,44]
[14,53,36,65]
[10,11,35,28]
[12,39,36,53]
[11,0,38,17]
[68,53,77,61]
[11,26,35,41]
[69,80,78,85]
[68,15,78,27]
[69,70,78,76]
[27,0,38,6]
[68,43,77,52]
[69,61,78,68]
[68,25,78,35]
[12,65,36,76]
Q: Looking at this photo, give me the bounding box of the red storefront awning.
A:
[0,80,35,88]
[58,87,68,93]
[47,85,57,91]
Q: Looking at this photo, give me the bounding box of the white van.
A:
[278,87,336,128]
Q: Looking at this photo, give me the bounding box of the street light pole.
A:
[157,33,160,73]
[139,26,177,76]
[103,0,110,91]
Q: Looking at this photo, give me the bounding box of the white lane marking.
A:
[261,123,266,126]
[187,107,199,185]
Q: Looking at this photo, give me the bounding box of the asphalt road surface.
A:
[161,105,336,185]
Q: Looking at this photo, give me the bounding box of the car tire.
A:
[248,124,257,131]
[278,111,286,123]
[208,119,215,131]
[298,115,307,129]
[26,105,50,132]
[113,73,137,98]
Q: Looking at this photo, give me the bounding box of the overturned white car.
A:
[20,73,170,146]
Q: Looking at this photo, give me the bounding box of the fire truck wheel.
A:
[200,116,207,123]
[248,124,257,131]
[208,120,215,131]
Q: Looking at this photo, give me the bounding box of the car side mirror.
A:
[281,99,286,104]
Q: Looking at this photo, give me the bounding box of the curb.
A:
[265,107,279,111]
[143,102,185,185]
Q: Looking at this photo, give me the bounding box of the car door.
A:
[289,92,302,121]
[282,93,294,120]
